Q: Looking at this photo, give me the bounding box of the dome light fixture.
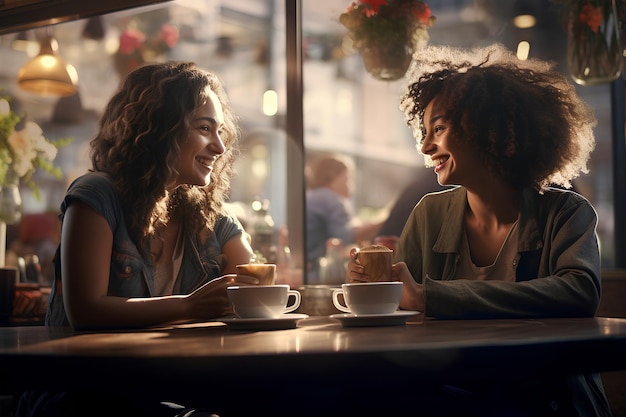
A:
[513,14,536,29]
[512,0,537,29]
[16,35,78,97]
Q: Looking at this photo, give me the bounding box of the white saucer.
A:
[218,313,309,331]
[329,310,421,327]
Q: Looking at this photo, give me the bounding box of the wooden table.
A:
[2,316,626,416]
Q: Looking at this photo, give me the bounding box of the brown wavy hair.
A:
[400,43,596,191]
[90,61,240,252]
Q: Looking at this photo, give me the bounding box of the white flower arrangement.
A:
[0,97,70,200]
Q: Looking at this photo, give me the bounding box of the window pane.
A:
[302,0,616,278]
[0,0,303,284]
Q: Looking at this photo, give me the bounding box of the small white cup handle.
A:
[283,290,301,314]
[332,289,351,313]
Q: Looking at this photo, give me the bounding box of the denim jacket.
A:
[46,172,245,327]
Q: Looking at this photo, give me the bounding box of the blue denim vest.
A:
[46,172,243,326]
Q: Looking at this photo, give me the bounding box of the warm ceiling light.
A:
[16,35,78,97]
[516,41,531,60]
[513,14,536,29]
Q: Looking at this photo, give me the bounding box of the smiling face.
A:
[174,89,226,187]
[421,99,483,187]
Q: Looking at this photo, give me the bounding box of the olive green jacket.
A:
[396,186,601,319]
[396,186,611,417]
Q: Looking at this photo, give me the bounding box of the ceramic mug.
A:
[332,282,403,315]
[228,284,301,318]
[356,245,393,282]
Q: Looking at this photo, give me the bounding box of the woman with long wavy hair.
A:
[46,61,258,330]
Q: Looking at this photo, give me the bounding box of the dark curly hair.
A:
[90,61,240,252]
[400,44,596,191]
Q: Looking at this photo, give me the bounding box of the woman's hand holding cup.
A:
[347,244,393,283]
[347,244,425,313]
[186,274,259,320]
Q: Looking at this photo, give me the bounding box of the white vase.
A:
[0,182,23,225]
[0,172,23,267]
[567,0,622,85]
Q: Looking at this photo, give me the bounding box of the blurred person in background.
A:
[374,170,449,251]
[306,154,381,282]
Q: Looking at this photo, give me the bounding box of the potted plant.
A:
[340,0,436,81]
[0,97,70,265]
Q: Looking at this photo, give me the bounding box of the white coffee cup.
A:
[227,285,301,319]
[332,282,403,315]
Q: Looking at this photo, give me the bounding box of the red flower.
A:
[361,0,388,17]
[160,24,179,48]
[412,2,432,26]
[579,3,603,33]
[119,28,146,54]
[339,0,435,49]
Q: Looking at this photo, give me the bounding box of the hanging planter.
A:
[567,0,622,86]
[340,0,436,82]
[360,41,414,81]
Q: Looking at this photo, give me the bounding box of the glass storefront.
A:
[0,0,620,285]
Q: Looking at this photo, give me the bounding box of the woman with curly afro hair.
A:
[46,61,258,330]
[348,44,611,416]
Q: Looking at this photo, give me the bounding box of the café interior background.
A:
[0,0,619,280]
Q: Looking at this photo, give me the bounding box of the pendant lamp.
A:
[16,35,78,97]
[82,17,105,40]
